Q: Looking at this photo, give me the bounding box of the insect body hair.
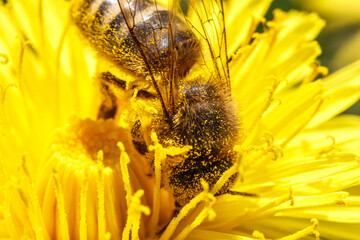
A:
[71,0,200,78]
[71,0,243,207]
[152,77,240,205]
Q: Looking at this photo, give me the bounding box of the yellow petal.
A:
[231,10,324,135]
[308,61,360,127]
[288,115,360,156]
[263,81,324,146]
[226,0,272,53]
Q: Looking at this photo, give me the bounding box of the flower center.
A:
[36,117,157,239]
[52,117,131,167]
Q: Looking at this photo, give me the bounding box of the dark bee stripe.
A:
[100,71,155,99]
[99,71,126,89]
[108,14,125,30]
[131,120,148,155]
[96,1,113,21]
[72,0,200,76]
[97,71,154,119]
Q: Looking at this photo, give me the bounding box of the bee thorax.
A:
[170,82,239,155]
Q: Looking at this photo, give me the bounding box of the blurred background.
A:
[266,0,360,115]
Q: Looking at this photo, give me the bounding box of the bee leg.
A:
[97,83,118,119]
[97,72,126,120]
[222,190,259,198]
[131,120,149,155]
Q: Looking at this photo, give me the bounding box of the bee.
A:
[72,0,242,206]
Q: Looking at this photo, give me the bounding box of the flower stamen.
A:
[175,182,216,240]
[243,78,280,145]
[318,135,337,156]
[147,133,165,236]
[123,190,150,240]
[96,151,108,240]
[277,218,320,240]
[19,156,49,240]
[53,171,70,240]
[118,142,133,203]
[244,16,266,47]
[148,133,192,236]
[79,175,88,240]
[17,40,31,89]
[240,191,294,225]
[160,181,215,240]
[211,148,242,195]
[301,63,328,86]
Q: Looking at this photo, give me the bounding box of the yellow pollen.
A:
[211,150,242,195]
[147,133,164,237]
[0,53,9,64]
[176,182,216,240]
[148,132,191,237]
[118,142,132,202]
[54,117,131,167]
[122,190,150,240]
[160,181,216,240]
[242,78,280,144]
[36,117,153,239]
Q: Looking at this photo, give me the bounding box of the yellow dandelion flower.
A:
[294,0,360,71]
[1,1,360,240]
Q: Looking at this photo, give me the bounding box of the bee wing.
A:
[116,0,171,120]
[186,0,231,89]
[165,0,179,113]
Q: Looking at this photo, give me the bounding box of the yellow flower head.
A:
[1,0,360,240]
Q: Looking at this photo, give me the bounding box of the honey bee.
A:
[72,0,242,206]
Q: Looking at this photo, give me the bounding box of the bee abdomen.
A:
[72,0,149,71]
[156,81,240,206]
[72,0,200,76]
[169,153,238,206]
